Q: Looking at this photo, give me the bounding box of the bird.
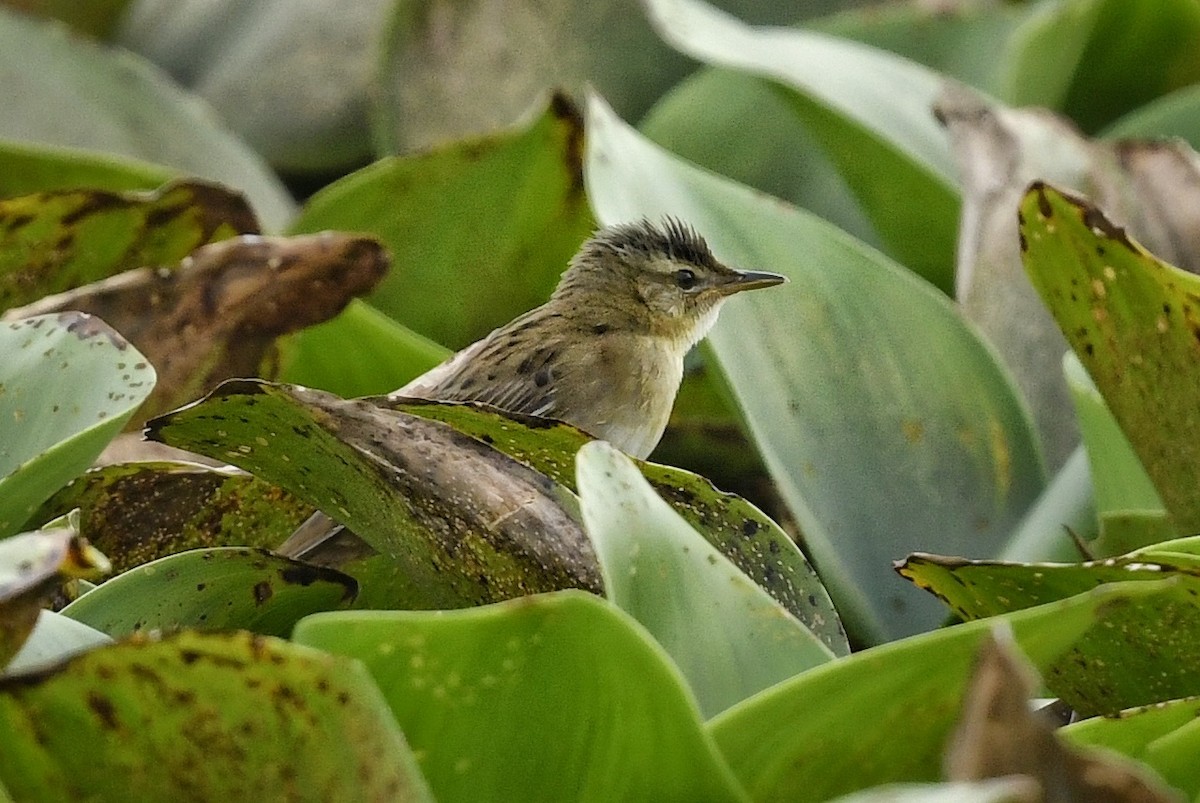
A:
[391,217,786,458]
[279,218,785,559]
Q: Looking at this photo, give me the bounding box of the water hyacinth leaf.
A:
[3,611,112,677]
[117,0,392,174]
[0,315,156,535]
[146,380,600,609]
[61,547,357,639]
[0,181,257,314]
[277,299,447,398]
[7,233,388,423]
[0,630,432,802]
[586,92,1043,641]
[0,9,295,230]
[1019,182,1200,532]
[897,551,1200,714]
[642,0,960,290]
[33,461,313,573]
[1063,352,1173,555]
[1065,697,1200,801]
[291,97,594,350]
[707,580,1141,801]
[999,0,1200,133]
[293,591,746,802]
[576,441,834,718]
[388,398,845,651]
[0,140,172,197]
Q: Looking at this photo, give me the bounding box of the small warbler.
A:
[281,218,784,556]
[394,217,785,458]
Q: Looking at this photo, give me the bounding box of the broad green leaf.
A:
[34,462,313,572]
[116,0,390,173]
[998,447,1096,562]
[0,314,156,535]
[586,92,1043,641]
[1065,696,1200,800]
[1063,352,1173,554]
[0,9,295,230]
[0,140,172,197]
[3,611,111,676]
[389,398,845,651]
[707,581,1165,801]
[999,0,1200,132]
[294,590,747,803]
[146,380,601,609]
[0,630,432,802]
[576,441,833,718]
[643,0,960,291]
[291,97,594,350]
[0,181,256,313]
[897,550,1200,715]
[640,68,884,254]
[1019,182,1200,532]
[61,547,357,638]
[1104,83,1200,146]
[277,299,447,398]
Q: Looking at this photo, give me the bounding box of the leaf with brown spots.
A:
[897,541,1200,715]
[384,396,846,654]
[32,461,314,573]
[946,629,1181,802]
[0,630,432,801]
[146,379,601,610]
[6,232,388,423]
[61,547,356,639]
[0,180,257,313]
[1019,182,1200,532]
[0,515,109,668]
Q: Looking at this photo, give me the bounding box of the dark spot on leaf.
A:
[1035,184,1052,218]
[253,579,273,605]
[534,368,551,388]
[741,519,759,537]
[592,323,610,335]
[87,692,119,730]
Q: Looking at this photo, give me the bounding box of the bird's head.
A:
[556,218,786,346]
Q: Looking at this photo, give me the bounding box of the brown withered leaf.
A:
[4,232,388,424]
[946,627,1182,803]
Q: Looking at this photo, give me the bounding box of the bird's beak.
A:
[721,269,788,294]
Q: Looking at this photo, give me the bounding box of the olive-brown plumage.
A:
[394,218,785,458]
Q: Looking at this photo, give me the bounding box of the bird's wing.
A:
[392,326,560,419]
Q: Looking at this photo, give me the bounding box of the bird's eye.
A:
[674,268,697,290]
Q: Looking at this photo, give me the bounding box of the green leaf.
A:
[585,92,1043,641]
[34,461,314,573]
[897,550,1200,714]
[1065,696,1200,800]
[146,380,600,609]
[1104,83,1200,146]
[0,630,433,802]
[293,590,746,803]
[61,547,357,639]
[576,441,833,718]
[291,97,594,350]
[0,181,256,313]
[0,314,156,535]
[999,0,1200,132]
[643,0,960,291]
[390,398,845,651]
[276,300,447,398]
[0,140,172,196]
[1,0,133,39]
[707,581,1165,800]
[1019,182,1200,532]
[3,611,111,677]
[0,9,295,230]
[1063,352,1173,554]
[998,447,1096,562]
